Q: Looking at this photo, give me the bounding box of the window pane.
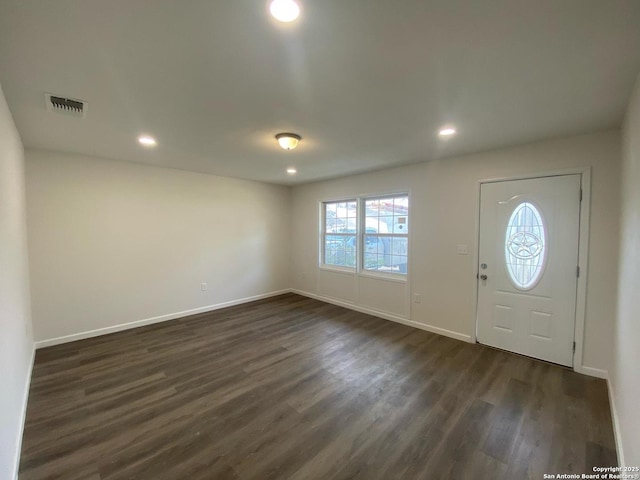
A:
[505,202,546,289]
[364,251,379,270]
[322,195,407,275]
[393,196,409,210]
[325,218,337,233]
[343,217,357,233]
[346,201,357,219]
[365,199,380,217]
[390,237,408,256]
[393,215,408,234]
[390,237,408,274]
[364,196,409,234]
[364,235,385,269]
[323,200,357,269]
[364,235,383,255]
[363,195,409,274]
[324,235,356,268]
[378,216,393,233]
[363,235,408,274]
[393,197,409,233]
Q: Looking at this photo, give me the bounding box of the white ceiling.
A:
[1,0,639,185]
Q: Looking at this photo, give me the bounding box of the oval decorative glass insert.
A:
[505,202,546,289]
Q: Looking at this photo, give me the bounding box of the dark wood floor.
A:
[20,293,616,480]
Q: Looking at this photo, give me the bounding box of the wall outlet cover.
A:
[457,244,469,255]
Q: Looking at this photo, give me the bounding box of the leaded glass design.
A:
[505,202,546,289]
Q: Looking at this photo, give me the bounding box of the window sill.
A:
[319,265,357,275]
[318,265,409,283]
[358,271,408,283]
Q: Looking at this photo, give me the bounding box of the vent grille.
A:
[45,93,87,117]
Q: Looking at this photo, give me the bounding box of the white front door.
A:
[476,175,581,367]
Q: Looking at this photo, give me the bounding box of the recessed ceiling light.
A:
[276,132,301,150]
[270,0,300,22]
[438,127,457,137]
[138,135,157,147]
[286,167,297,174]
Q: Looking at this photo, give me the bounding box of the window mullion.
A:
[321,195,408,274]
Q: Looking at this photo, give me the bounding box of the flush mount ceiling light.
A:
[270,0,300,22]
[138,135,157,147]
[276,133,301,150]
[286,167,297,175]
[438,127,457,137]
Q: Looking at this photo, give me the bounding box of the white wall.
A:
[292,130,620,374]
[26,150,291,344]
[612,75,640,466]
[0,84,34,479]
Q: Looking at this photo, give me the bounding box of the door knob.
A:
[480,274,488,280]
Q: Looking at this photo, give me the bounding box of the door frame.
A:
[472,167,592,375]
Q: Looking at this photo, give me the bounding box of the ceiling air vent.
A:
[45,93,88,118]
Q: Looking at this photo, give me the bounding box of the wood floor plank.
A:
[19,293,617,479]
[481,378,532,463]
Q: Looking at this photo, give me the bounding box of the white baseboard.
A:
[34,289,291,349]
[13,345,35,480]
[25,288,623,469]
[291,289,472,343]
[606,377,625,468]
[413,322,473,343]
[575,365,609,379]
[572,367,623,466]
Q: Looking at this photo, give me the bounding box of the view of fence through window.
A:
[322,195,409,274]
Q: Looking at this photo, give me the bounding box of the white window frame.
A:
[319,193,409,279]
[320,199,358,272]
[360,194,409,278]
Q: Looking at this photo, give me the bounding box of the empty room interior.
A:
[1,1,640,479]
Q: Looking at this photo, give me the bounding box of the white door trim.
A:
[472,167,591,374]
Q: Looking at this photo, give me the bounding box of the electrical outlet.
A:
[456,244,468,255]
[414,293,421,304]
[201,283,207,291]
